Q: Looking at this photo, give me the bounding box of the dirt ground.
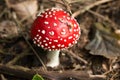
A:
[0,0,120,80]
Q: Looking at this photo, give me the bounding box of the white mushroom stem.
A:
[46,50,60,67]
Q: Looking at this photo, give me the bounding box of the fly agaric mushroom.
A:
[31,8,81,67]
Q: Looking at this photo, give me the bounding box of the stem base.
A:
[46,50,60,67]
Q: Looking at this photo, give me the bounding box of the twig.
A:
[23,35,47,71]
[49,0,66,7]
[0,8,7,18]
[0,74,7,80]
[110,72,118,80]
[61,0,72,14]
[0,64,33,79]
[62,49,88,64]
[65,0,86,4]
[89,74,106,79]
[5,0,47,69]
[0,64,105,80]
[13,15,47,71]
[6,50,29,65]
[49,0,72,14]
[87,10,118,30]
[72,0,112,17]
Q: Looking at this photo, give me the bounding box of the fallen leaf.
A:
[85,22,120,59]
[0,20,18,39]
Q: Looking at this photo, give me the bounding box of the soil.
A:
[0,0,120,80]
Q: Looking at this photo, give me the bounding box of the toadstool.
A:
[31,8,81,67]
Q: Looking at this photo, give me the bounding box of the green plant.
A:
[32,74,44,80]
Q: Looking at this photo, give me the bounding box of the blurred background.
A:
[0,0,120,80]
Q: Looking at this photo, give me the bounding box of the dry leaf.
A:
[0,20,18,39]
[85,23,120,59]
[6,0,38,20]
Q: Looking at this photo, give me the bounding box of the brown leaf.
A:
[5,0,38,20]
[0,20,18,39]
[85,23,120,59]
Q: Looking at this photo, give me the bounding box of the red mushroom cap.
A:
[31,8,81,51]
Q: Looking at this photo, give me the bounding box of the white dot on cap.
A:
[74,40,77,44]
[34,37,37,40]
[64,11,66,13]
[60,38,63,40]
[74,29,77,32]
[39,42,42,45]
[41,30,46,34]
[73,34,76,36]
[54,17,57,20]
[53,23,57,26]
[49,31,54,36]
[34,41,36,44]
[38,30,40,32]
[49,42,52,44]
[52,45,55,48]
[55,49,58,50]
[76,29,79,31]
[67,17,70,20]
[45,15,48,18]
[41,45,44,48]
[74,24,77,27]
[36,34,39,37]
[58,36,60,38]
[58,18,64,23]
[63,16,66,18]
[57,44,61,47]
[49,12,51,14]
[45,37,49,40]
[69,29,72,32]
[43,40,46,42]
[37,39,40,42]
[68,36,73,39]
[45,43,48,46]
[54,40,58,42]
[49,15,52,17]
[48,49,52,51]
[45,12,48,15]
[61,29,66,35]
[37,44,40,47]
[38,36,42,40]
[68,43,72,46]
[48,26,50,28]
[44,21,49,24]
[53,10,56,13]
[48,47,50,49]
[75,35,79,38]
[61,45,65,47]
[64,39,67,42]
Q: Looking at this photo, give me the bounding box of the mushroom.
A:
[31,8,81,67]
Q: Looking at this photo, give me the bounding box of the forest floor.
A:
[0,0,120,80]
